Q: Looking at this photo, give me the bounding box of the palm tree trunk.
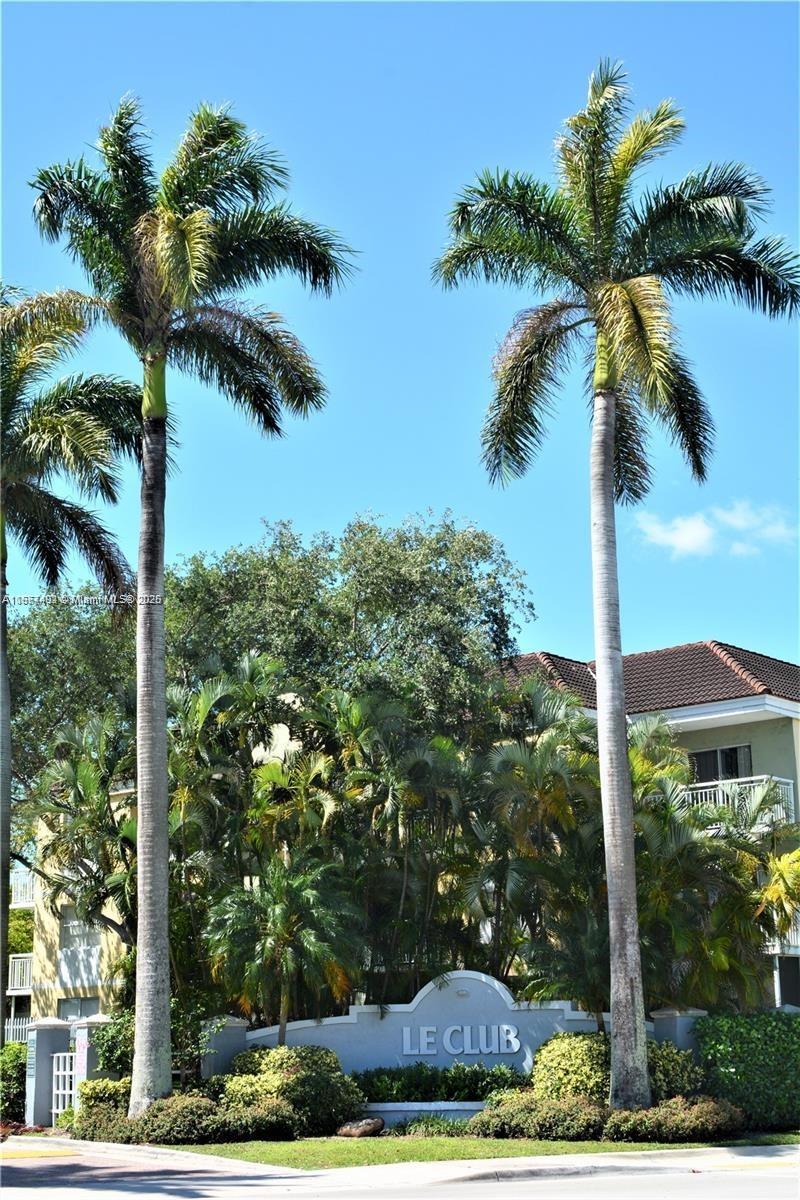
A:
[0,525,10,1050]
[129,353,172,1117]
[278,981,290,1046]
[589,382,651,1111]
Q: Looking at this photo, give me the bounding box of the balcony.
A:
[8,953,33,993]
[10,869,36,908]
[685,776,796,825]
[4,1017,31,1043]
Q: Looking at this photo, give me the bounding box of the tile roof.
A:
[505,641,800,713]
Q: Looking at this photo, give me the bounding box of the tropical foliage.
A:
[20,657,800,1027]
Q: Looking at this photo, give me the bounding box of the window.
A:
[57,996,100,1021]
[689,745,752,783]
[778,957,800,1008]
[59,906,102,951]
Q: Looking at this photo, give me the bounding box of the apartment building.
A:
[510,639,800,1006]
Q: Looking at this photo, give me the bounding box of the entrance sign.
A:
[246,970,600,1074]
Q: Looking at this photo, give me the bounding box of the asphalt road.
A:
[1,1144,798,1200]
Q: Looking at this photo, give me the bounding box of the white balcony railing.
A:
[768,913,800,954]
[10,869,36,908]
[4,1017,32,1043]
[685,776,796,825]
[8,953,33,992]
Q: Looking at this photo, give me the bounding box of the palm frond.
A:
[160,103,288,216]
[482,299,586,484]
[595,275,674,404]
[207,205,353,295]
[96,96,156,219]
[6,482,131,591]
[152,206,217,306]
[175,303,326,416]
[443,170,587,286]
[648,234,800,317]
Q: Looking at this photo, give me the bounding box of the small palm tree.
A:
[0,288,139,1045]
[206,855,358,1043]
[435,61,799,1107]
[32,99,352,1112]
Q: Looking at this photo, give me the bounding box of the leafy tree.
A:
[435,60,799,1107]
[165,514,534,734]
[0,287,139,1044]
[32,98,351,1112]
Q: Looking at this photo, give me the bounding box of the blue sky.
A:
[3,1,798,662]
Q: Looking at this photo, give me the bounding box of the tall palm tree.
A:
[435,61,799,1107]
[32,99,351,1113]
[0,288,139,1045]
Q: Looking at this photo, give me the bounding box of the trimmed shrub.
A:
[0,1043,27,1123]
[695,1012,800,1131]
[216,1099,299,1142]
[603,1095,745,1143]
[77,1076,132,1112]
[468,1090,606,1140]
[224,1045,364,1135]
[73,1101,142,1144]
[648,1039,704,1102]
[137,1095,221,1145]
[352,1060,525,1102]
[532,1033,702,1105]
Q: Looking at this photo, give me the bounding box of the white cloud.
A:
[636,513,716,558]
[637,500,797,560]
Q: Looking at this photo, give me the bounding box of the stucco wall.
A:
[30,897,125,1019]
[679,717,799,793]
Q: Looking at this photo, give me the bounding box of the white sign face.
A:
[401,1023,521,1056]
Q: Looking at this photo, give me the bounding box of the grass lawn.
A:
[174,1132,800,1171]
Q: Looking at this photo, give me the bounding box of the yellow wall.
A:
[30,895,126,1019]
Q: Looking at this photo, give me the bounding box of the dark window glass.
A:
[719,747,741,780]
[690,750,719,783]
[778,957,800,1007]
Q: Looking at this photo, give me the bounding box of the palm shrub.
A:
[0,288,139,1041]
[435,60,799,1107]
[206,856,359,1043]
[32,99,351,1113]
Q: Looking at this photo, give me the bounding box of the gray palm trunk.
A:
[0,553,11,1049]
[278,981,290,1046]
[128,412,172,1117]
[589,387,652,1110]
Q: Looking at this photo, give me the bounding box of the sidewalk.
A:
[3,1135,798,1192]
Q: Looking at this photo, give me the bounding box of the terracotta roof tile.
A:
[506,640,799,713]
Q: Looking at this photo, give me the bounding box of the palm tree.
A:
[435,61,799,1107]
[31,99,351,1113]
[206,855,358,1043]
[0,288,139,1045]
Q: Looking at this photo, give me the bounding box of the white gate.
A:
[51,1052,76,1122]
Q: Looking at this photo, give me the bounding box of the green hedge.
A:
[0,1043,27,1123]
[695,1012,800,1131]
[531,1033,702,1104]
[352,1060,525,1102]
[603,1095,745,1142]
[468,1091,606,1140]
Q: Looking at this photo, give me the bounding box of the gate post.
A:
[73,1014,111,1107]
[25,1018,71,1127]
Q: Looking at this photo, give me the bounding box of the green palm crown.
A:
[435,60,800,498]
